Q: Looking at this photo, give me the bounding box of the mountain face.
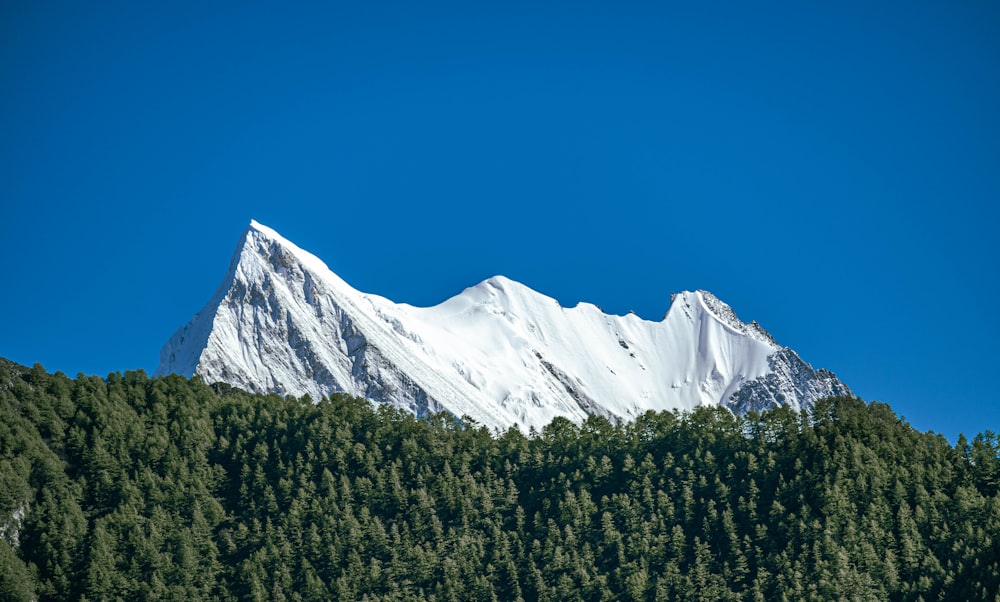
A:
[156,221,851,432]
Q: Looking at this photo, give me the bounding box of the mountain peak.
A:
[482,274,519,289]
[245,218,285,244]
[477,275,550,302]
[157,223,851,431]
[695,290,778,346]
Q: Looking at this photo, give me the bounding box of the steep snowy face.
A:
[156,221,852,432]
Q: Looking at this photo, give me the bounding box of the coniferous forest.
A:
[1,358,999,601]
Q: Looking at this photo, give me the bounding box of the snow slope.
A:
[156,221,851,432]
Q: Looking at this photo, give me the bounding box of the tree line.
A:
[1,358,998,600]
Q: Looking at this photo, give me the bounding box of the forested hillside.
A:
[1,358,998,601]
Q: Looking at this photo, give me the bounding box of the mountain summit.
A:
[156,220,851,431]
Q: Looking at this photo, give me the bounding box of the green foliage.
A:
[0,357,998,600]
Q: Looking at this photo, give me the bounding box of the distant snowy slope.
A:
[156,221,851,432]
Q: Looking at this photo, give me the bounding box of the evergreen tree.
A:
[1,358,998,600]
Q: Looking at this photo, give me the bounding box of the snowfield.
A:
[156,220,851,432]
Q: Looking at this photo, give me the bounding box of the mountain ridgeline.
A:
[1,360,998,600]
[156,220,850,432]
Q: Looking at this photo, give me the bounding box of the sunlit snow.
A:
[156,221,850,432]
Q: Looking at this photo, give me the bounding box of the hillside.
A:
[1,359,998,600]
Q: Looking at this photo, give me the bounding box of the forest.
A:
[1,357,998,601]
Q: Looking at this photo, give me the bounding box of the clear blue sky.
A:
[2,1,997,441]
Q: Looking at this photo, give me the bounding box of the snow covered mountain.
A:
[156,220,851,432]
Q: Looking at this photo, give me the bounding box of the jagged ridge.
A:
[156,221,852,432]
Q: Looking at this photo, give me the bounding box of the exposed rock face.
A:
[157,221,852,432]
[726,348,854,415]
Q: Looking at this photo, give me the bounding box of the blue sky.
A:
[2,0,997,441]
